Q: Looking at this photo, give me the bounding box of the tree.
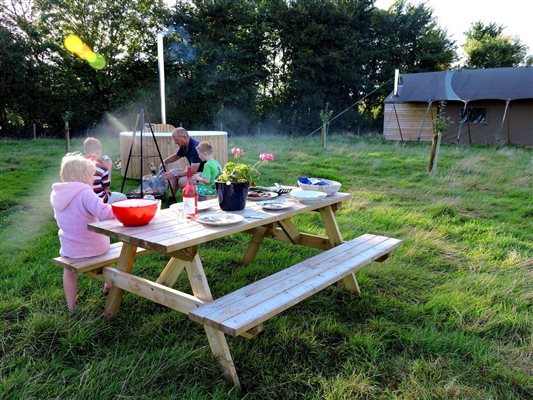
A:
[265,0,375,134]
[1,0,169,136]
[463,21,527,68]
[365,0,456,125]
[0,25,32,135]
[167,0,271,133]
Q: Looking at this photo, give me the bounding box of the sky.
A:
[374,0,533,58]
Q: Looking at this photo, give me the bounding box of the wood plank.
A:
[185,254,213,302]
[190,236,400,327]
[242,226,268,265]
[167,246,198,261]
[92,267,205,313]
[342,272,361,295]
[88,193,353,254]
[266,228,332,250]
[239,323,264,339]
[203,325,241,389]
[319,205,343,247]
[277,218,300,244]
[190,234,384,320]
[53,243,151,272]
[383,103,436,142]
[210,238,402,336]
[156,257,187,287]
[90,267,260,339]
[104,243,137,319]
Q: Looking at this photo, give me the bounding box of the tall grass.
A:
[1,136,531,399]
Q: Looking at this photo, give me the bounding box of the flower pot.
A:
[215,181,249,211]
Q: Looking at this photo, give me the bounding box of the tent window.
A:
[460,107,487,124]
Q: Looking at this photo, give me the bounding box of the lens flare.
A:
[78,43,97,62]
[64,34,106,70]
[89,54,107,70]
[64,35,83,53]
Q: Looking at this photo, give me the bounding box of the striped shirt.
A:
[86,156,111,203]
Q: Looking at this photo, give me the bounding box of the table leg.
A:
[319,205,343,247]
[342,272,361,295]
[242,226,268,265]
[104,243,137,319]
[204,325,241,389]
[319,205,361,295]
[186,254,241,387]
[185,253,213,302]
[277,218,300,244]
[156,257,187,287]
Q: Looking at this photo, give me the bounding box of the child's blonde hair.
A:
[83,137,102,156]
[196,141,213,155]
[60,153,96,184]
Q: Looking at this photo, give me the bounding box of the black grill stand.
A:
[120,105,176,199]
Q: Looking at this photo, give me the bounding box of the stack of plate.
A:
[289,190,328,204]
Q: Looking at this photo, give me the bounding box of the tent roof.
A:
[384,67,533,103]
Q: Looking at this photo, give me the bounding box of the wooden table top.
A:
[88,192,351,254]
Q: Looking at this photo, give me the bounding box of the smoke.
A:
[213,107,282,136]
[81,97,163,138]
[164,24,196,63]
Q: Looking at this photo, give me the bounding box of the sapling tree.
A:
[319,102,334,148]
[428,101,451,174]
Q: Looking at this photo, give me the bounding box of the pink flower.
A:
[231,147,243,156]
[259,152,274,161]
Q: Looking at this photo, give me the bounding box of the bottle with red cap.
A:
[182,166,198,219]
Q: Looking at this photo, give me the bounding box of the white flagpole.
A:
[157,33,166,124]
[393,69,399,97]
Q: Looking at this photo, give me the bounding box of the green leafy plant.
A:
[320,102,334,125]
[217,147,274,184]
[432,102,452,134]
[429,101,452,173]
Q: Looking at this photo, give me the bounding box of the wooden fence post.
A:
[65,121,70,153]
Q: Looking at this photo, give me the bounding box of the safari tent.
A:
[383,67,533,146]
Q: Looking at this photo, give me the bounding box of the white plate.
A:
[257,200,295,210]
[196,213,244,226]
[170,202,212,212]
[247,191,279,201]
[290,189,328,204]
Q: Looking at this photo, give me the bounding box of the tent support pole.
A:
[499,100,510,145]
[456,101,469,143]
[417,101,432,142]
[392,103,404,142]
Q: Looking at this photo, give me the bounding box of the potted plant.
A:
[215,147,274,211]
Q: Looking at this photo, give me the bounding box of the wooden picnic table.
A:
[86,191,352,387]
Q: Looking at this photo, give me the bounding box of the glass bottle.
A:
[182,166,198,219]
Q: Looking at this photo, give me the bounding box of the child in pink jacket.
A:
[50,153,115,312]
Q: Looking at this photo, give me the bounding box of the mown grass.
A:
[1,135,531,399]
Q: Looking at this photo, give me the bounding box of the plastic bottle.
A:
[182,166,198,219]
[149,162,157,176]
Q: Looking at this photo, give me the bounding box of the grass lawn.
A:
[1,135,531,399]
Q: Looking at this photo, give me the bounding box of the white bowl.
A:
[290,190,328,204]
[297,178,341,196]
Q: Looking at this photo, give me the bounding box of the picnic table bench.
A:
[190,234,401,337]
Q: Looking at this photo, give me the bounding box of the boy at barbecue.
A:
[192,141,222,196]
[50,153,115,312]
[83,137,126,204]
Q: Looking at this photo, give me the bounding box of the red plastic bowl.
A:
[111,199,158,227]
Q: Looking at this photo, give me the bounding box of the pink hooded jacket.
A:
[50,182,115,258]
